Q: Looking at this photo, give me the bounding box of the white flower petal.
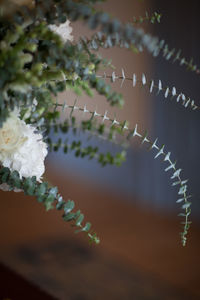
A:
[0,110,48,183]
[49,20,73,42]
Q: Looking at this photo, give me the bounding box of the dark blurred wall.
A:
[151,0,200,219]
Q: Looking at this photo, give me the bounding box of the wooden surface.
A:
[0,164,199,299]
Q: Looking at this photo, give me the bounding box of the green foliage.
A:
[0,167,99,244]
[152,40,199,73]
[133,11,162,24]
[70,138,123,165]
[50,100,192,246]
[0,18,126,128]
[47,119,126,166]
[97,70,199,111]
[0,0,197,247]
[1,0,160,53]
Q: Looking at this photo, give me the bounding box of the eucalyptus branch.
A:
[53,100,191,246]
[132,11,162,24]
[47,137,126,167]
[84,32,200,77]
[152,39,200,75]
[3,0,198,76]
[97,70,200,111]
[6,0,159,55]
[0,167,100,244]
[45,113,129,149]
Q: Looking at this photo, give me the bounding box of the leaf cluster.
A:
[0,167,99,244]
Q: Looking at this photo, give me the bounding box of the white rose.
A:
[0,110,48,191]
[0,110,27,159]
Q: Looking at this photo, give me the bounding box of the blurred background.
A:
[0,0,200,299]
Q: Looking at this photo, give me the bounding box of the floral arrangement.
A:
[0,0,196,246]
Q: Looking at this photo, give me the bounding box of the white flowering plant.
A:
[0,0,197,246]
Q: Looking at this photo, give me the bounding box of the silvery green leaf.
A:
[176,198,184,203]
[182,202,191,210]
[158,79,162,91]
[149,80,154,93]
[154,144,164,159]
[172,87,176,96]
[142,73,146,85]
[133,74,136,87]
[178,185,187,195]
[164,152,171,162]
[164,87,169,98]
[171,168,182,179]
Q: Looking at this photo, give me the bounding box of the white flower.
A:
[0,110,48,191]
[49,20,73,42]
[0,110,27,157]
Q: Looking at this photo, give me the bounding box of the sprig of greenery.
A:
[52,101,191,246]
[47,136,126,167]
[152,39,200,74]
[44,110,129,156]
[0,167,99,244]
[133,11,162,24]
[45,106,127,167]
[97,70,200,111]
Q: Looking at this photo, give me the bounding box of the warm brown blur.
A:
[0,166,200,299]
